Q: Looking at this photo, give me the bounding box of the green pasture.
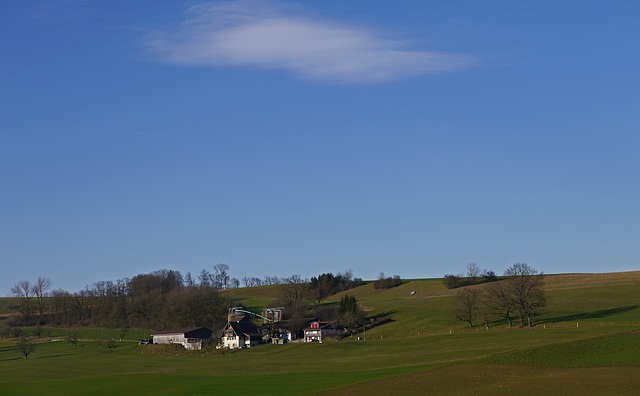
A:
[1,271,640,394]
[220,284,280,311]
[317,365,640,395]
[0,325,150,342]
[2,326,637,394]
[328,278,451,303]
[486,330,640,367]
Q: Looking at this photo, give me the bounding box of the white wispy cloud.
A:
[146,0,475,83]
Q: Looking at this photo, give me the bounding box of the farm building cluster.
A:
[150,308,345,350]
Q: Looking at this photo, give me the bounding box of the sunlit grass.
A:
[2,271,640,394]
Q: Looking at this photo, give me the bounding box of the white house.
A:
[303,321,342,343]
[152,327,212,350]
[221,316,261,349]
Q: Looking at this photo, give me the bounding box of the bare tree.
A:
[16,335,35,360]
[340,269,353,282]
[10,327,23,340]
[130,290,159,327]
[33,277,52,319]
[118,328,128,342]
[504,263,546,328]
[185,272,196,287]
[50,289,72,325]
[466,263,481,281]
[476,291,493,330]
[11,280,34,323]
[72,289,92,325]
[105,339,117,352]
[484,281,516,327]
[198,269,211,288]
[67,331,81,349]
[279,275,310,307]
[213,264,230,289]
[453,288,480,328]
[33,325,43,338]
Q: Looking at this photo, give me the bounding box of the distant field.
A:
[543,271,640,291]
[1,271,640,394]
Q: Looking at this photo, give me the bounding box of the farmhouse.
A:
[222,315,261,349]
[304,321,342,343]
[152,327,212,350]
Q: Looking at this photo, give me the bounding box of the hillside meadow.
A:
[1,271,640,394]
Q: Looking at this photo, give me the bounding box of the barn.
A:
[152,327,212,350]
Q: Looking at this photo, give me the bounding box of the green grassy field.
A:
[1,271,640,394]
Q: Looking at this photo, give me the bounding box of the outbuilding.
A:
[152,327,212,350]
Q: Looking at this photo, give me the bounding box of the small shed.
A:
[152,327,212,350]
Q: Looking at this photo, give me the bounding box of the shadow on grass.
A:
[368,310,398,321]
[37,353,76,359]
[543,305,640,324]
[0,356,23,362]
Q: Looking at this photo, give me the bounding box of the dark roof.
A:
[276,318,317,330]
[153,327,212,339]
[226,317,260,337]
[303,321,336,331]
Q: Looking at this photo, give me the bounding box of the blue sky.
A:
[1,1,639,295]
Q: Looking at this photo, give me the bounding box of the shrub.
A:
[373,274,402,290]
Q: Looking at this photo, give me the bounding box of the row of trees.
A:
[309,271,365,301]
[452,263,546,329]
[373,273,402,289]
[9,267,370,336]
[9,277,52,325]
[241,275,287,287]
[10,269,231,330]
[10,266,381,339]
[444,263,498,289]
[9,263,311,328]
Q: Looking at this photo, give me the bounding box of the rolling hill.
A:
[1,271,639,394]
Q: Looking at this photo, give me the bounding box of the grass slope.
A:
[315,365,640,395]
[1,271,640,394]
